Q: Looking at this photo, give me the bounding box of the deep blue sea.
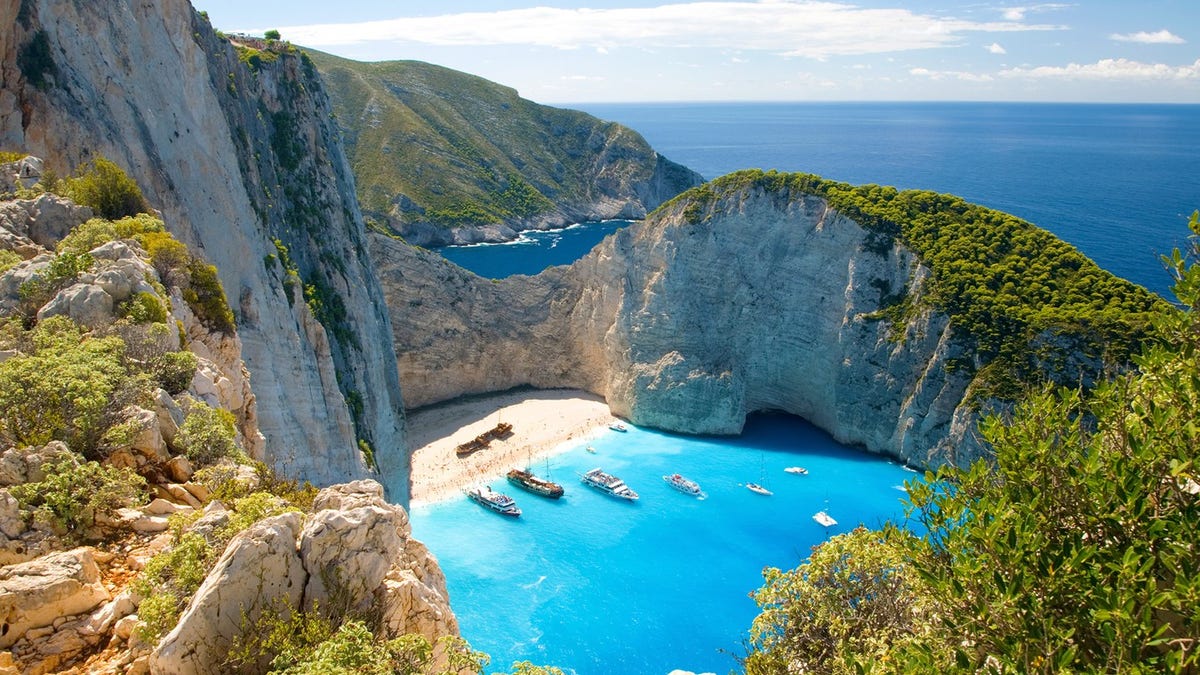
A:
[442,102,1200,297]
[417,102,1199,674]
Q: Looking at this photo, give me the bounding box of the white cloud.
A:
[986,42,1007,54]
[1002,58,1200,80]
[255,1,1065,60]
[1110,30,1186,45]
[910,67,994,82]
[1001,4,1071,22]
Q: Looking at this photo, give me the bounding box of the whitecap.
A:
[521,575,547,590]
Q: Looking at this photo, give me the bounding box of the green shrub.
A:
[149,350,197,394]
[0,316,126,451]
[62,157,148,220]
[176,401,240,466]
[56,218,119,255]
[183,258,235,334]
[0,151,27,164]
[9,452,146,537]
[119,291,168,325]
[0,250,20,275]
[230,611,487,675]
[134,531,218,641]
[140,231,189,283]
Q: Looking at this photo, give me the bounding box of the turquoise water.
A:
[410,415,916,675]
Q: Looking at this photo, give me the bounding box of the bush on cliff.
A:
[743,212,1200,673]
[62,157,148,220]
[8,451,146,537]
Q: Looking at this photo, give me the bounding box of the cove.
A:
[410,414,916,674]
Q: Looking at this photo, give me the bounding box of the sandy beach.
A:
[406,388,618,504]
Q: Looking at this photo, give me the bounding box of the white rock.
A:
[37,283,114,328]
[150,512,306,675]
[0,548,110,649]
[0,489,26,539]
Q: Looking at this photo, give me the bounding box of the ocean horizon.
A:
[445,101,1199,298]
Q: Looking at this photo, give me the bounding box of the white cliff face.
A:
[380,185,987,470]
[1,0,408,499]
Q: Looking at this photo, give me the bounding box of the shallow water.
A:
[410,415,916,675]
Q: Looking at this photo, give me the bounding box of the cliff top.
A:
[660,169,1164,396]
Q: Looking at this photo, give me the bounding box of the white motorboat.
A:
[609,422,628,432]
[581,467,639,500]
[784,466,808,475]
[466,485,522,517]
[813,510,837,527]
[663,473,703,497]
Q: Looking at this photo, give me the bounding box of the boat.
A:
[609,422,628,432]
[455,421,515,457]
[784,466,808,475]
[813,510,837,527]
[585,445,597,454]
[746,482,773,496]
[506,468,565,499]
[466,485,521,517]
[580,467,639,500]
[663,473,703,497]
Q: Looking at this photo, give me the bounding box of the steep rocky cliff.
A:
[0,0,409,499]
[311,51,704,247]
[378,171,1157,470]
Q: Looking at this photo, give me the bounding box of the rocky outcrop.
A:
[0,1,408,499]
[150,480,456,675]
[375,183,1010,470]
[0,548,110,649]
[311,51,704,247]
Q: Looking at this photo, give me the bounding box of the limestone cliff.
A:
[0,0,408,499]
[378,172,1157,470]
[310,51,704,247]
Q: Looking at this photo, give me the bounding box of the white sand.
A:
[406,388,618,504]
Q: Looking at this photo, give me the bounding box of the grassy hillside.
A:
[308,50,701,235]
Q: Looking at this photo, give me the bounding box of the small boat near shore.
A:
[784,466,808,475]
[466,485,522,517]
[581,467,638,500]
[746,482,773,496]
[507,468,565,499]
[663,473,703,497]
[813,510,837,527]
[609,422,628,432]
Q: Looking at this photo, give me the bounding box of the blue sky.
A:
[191,1,1200,103]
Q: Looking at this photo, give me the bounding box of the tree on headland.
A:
[744,210,1200,673]
[264,29,281,41]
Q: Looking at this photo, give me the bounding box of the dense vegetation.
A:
[307,50,693,232]
[743,212,1200,673]
[663,170,1163,395]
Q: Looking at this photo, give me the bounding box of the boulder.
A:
[164,456,194,483]
[0,489,26,539]
[154,389,183,447]
[125,406,169,463]
[25,194,92,249]
[298,499,406,616]
[0,548,110,649]
[37,283,114,328]
[149,512,306,675]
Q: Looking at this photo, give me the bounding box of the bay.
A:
[411,416,914,675]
